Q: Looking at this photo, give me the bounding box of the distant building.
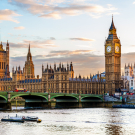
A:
[0,41,10,78]
[12,44,35,81]
[124,63,135,92]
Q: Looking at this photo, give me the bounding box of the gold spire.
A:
[0,41,4,51]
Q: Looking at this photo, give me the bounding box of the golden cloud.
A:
[9,0,118,19]
[14,26,25,30]
[70,38,95,41]
[0,9,21,23]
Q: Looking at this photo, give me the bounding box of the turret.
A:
[47,63,48,70]
[42,64,44,73]
[59,62,61,68]
[79,74,81,79]
[12,67,14,74]
[27,44,32,61]
[67,63,69,71]
[70,62,73,71]
[23,67,25,73]
[0,41,4,51]
[54,63,56,71]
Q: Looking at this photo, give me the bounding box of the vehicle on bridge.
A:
[14,88,27,92]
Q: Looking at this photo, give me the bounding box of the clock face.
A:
[106,46,111,52]
[115,46,119,52]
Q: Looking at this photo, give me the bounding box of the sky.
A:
[1,0,135,78]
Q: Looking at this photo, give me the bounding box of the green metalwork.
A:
[50,94,79,101]
[0,95,8,102]
[0,92,103,102]
[10,92,48,101]
[81,94,103,101]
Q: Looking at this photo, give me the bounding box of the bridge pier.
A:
[78,102,82,108]
[3,92,11,110]
[48,101,51,108]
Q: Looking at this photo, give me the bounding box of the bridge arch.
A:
[11,94,48,101]
[0,95,7,102]
[81,96,103,101]
[51,95,79,101]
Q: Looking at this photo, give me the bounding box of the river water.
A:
[0,108,135,135]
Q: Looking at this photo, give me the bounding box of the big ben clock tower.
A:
[105,17,121,94]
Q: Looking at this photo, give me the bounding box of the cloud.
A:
[130,45,135,47]
[70,38,94,41]
[133,2,135,4]
[0,9,21,23]
[122,52,135,64]
[39,12,61,19]
[45,50,93,57]
[10,49,135,78]
[10,49,104,77]
[9,0,118,19]
[3,39,58,49]
[14,26,25,30]
[50,37,56,40]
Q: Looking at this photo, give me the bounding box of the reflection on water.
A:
[0,108,135,135]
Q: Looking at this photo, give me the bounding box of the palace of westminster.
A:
[0,18,122,94]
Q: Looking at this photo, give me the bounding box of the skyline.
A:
[1,0,135,77]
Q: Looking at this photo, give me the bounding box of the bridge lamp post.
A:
[48,88,51,102]
[48,88,50,94]
[79,89,81,102]
[79,89,81,95]
[8,86,11,92]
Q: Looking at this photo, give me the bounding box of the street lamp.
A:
[79,89,81,95]
[8,86,11,92]
[79,89,81,102]
[48,88,50,94]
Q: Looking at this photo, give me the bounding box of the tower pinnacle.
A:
[27,44,32,61]
[28,43,30,53]
[107,16,118,41]
[109,15,116,30]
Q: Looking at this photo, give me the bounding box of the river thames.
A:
[0,108,135,135]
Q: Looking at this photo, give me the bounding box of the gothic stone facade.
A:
[0,18,121,94]
[0,41,10,78]
[105,18,121,94]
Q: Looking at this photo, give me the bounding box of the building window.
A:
[65,76,67,80]
[62,75,63,80]
[57,75,59,80]
[56,84,59,88]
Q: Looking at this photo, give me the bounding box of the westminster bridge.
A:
[0,92,104,110]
